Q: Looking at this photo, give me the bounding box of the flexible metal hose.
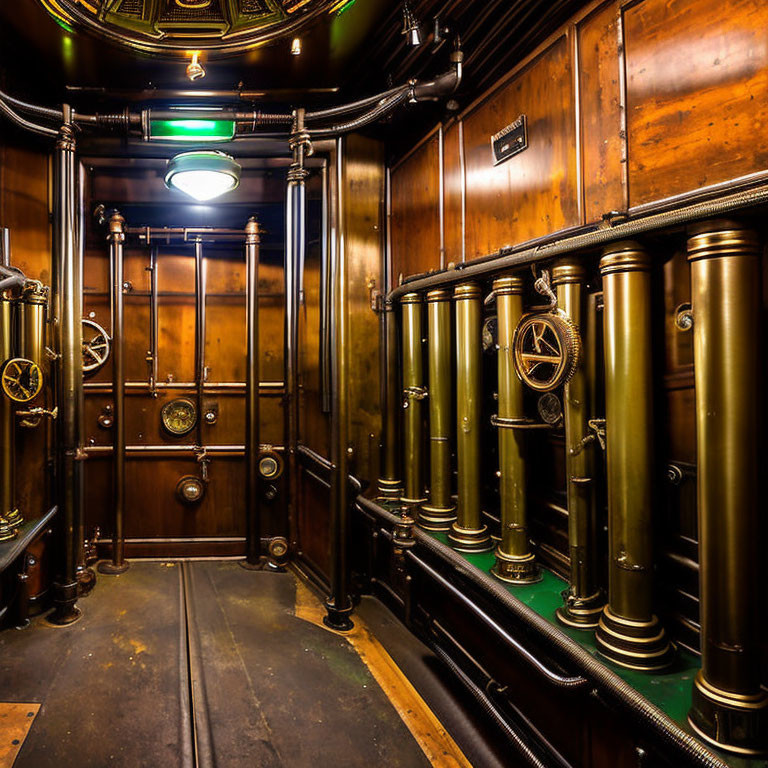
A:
[0,98,58,137]
[0,88,63,121]
[305,86,407,122]
[308,90,409,138]
[389,178,768,302]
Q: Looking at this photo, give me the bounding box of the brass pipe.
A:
[449,282,491,552]
[553,262,604,624]
[194,240,206,448]
[244,218,262,567]
[400,292,426,506]
[595,242,671,670]
[686,220,768,755]
[0,298,16,541]
[491,276,538,580]
[377,298,402,498]
[420,289,456,530]
[51,110,82,623]
[98,212,129,576]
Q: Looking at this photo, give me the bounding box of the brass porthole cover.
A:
[512,310,581,392]
[0,358,44,403]
[258,450,283,480]
[161,398,198,436]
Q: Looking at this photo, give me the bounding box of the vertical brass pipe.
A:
[244,218,263,567]
[553,261,604,625]
[0,298,15,542]
[377,298,402,498]
[325,137,354,631]
[595,242,671,670]
[449,282,491,552]
[686,220,768,755]
[99,212,129,575]
[420,288,456,530]
[491,276,538,579]
[51,109,82,623]
[400,292,426,506]
[194,240,206,447]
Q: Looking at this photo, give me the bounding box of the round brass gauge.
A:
[176,475,205,505]
[512,311,581,392]
[82,319,111,374]
[0,358,44,403]
[161,398,198,436]
[537,393,563,425]
[258,451,284,480]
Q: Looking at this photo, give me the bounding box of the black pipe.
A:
[99,212,129,575]
[244,218,263,567]
[50,109,82,623]
[0,97,58,137]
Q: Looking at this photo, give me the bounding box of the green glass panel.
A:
[149,120,236,142]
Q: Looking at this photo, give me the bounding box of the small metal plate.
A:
[491,115,527,166]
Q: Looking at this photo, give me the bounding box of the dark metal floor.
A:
[0,562,436,768]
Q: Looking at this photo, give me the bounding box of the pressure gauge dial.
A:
[258,450,283,480]
[0,358,44,403]
[161,398,198,436]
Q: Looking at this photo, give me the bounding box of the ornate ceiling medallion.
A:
[37,0,339,55]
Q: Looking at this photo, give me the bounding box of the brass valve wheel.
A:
[82,319,111,374]
[0,357,43,403]
[513,310,581,392]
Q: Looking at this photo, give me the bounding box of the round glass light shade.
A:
[165,150,241,202]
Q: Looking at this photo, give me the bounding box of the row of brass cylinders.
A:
[0,285,47,541]
[385,218,767,755]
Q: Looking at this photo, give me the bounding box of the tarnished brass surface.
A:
[490,275,538,580]
[449,283,491,552]
[18,286,45,367]
[553,260,604,626]
[0,299,16,540]
[686,219,768,755]
[595,241,671,670]
[378,301,402,497]
[420,288,456,531]
[401,292,426,505]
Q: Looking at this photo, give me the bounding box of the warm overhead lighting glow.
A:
[164,151,241,202]
[186,51,206,81]
[291,37,302,55]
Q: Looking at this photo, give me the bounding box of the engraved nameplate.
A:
[491,115,528,166]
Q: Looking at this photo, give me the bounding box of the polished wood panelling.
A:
[625,0,768,205]
[462,34,579,260]
[443,121,463,265]
[578,1,624,220]
[391,131,441,282]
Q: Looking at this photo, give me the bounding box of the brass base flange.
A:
[448,521,493,553]
[418,503,457,532]
[491,548,541,584]
[688,671,768,756]
[0,515,16,542]
[595,605,673,671]
[5,508,23,530]
[556,589,606,629]
[97,559,130,575]
[376,478,403,499]
[324,597,354,632]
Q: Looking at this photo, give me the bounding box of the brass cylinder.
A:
[377,300,402,498]
[18,285,46,367]
[400,292,426,505]
[595,242,672,670]
[686,220,768,755]
[553,261,604,625]
[448,283,491,552]
[0,298,16,540]
[491,275,538,580]
[420,289,456,531]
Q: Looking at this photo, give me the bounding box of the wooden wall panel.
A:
[443,121,463,264]
[625,0,768,205]
[391,132,441,282]
[463,34,579,260]
[579,1,624,221]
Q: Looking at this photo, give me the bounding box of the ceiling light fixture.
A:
[291,37,302,55]
[186,51,206,81]
[401,1,422,47]
[165,151,241,202]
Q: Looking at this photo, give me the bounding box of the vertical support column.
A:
[285,109,308,553]
[0,296,15,542]
[595,242,671,669]
[420,288,456,531]
[99,212,128,575]
[244,217,263,567]
[686,220,768,755]
[51,109,82,623]
[449,282,491,552]
[553,261,604,625]
[325,137,354,631]
[194,240,206,446]
[377,297,402,498]
[400,292,426,507]
[491,276,538,580]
